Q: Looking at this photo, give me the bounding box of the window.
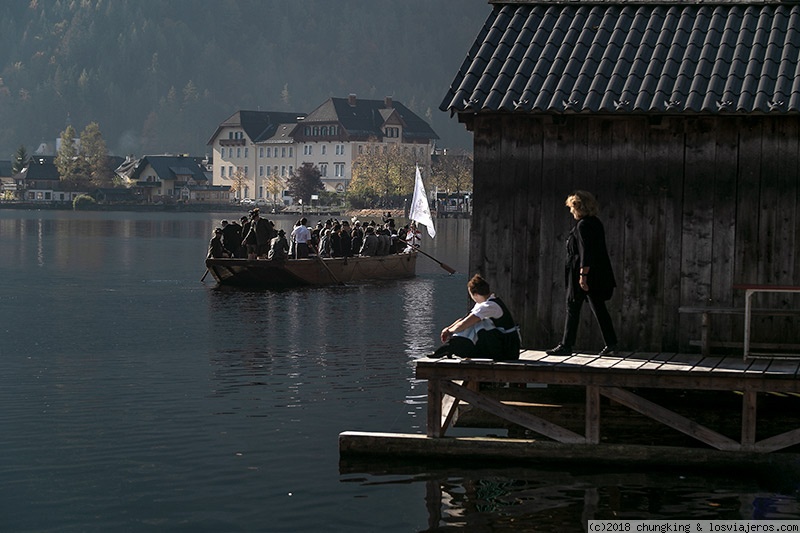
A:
[321,145,326,155]
[358,145,363,154]
[304,145,312,156]
[288,165,293,175]
[228,132,234,139]
[244,147,248,158]
[335,163,344,177]
[281,147,286,158]
[221,167,226,178]
[321,126,328,136]
[259,147,264,158]
[319,163,327,176]
[229,166,234,176]
[289,147,293,157]
[313,126,319,136]
[259,166,264,176]
[335,144,345,155]
[385,127,400,138]
[237,148,241,158]
[244,166,249,176]
[304,126,310,135]
[266,147,271,158]
[281,166,286,176]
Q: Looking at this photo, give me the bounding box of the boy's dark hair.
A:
[467,274,491,296]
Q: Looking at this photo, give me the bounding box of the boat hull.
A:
[205,253,417,288]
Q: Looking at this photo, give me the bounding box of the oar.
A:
[200,268,209,282]
[311,245,345,285]
[397,237,456,274]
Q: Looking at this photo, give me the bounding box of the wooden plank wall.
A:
[470,114,800,352]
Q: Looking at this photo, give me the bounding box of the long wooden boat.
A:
[205,252,417,288]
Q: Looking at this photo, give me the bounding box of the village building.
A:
[13,156,85,203]
[0,159,14,199]
[207,111,305,204]
[206,95,439,203]
[116,154,225,204]
[293,95,439,194]
[440,0,800,353]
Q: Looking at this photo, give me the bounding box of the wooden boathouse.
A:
[340,0,800,466]
[438,0,800,353]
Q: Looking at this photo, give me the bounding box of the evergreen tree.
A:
[11,145,28,175]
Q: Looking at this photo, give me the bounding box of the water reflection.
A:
[340,462,800,531]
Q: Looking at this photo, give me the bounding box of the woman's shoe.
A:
[545,344,572,355]
[598,344,617,356]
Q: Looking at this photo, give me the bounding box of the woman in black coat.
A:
[547,190,618,356]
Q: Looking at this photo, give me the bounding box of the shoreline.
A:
[0,202,467,219]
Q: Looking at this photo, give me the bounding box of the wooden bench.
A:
[678,306,800,357]
[734,284,800,360]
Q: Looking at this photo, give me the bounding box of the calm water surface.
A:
[1,210,799,532]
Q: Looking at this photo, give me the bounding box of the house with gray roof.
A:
[441,0,800,352]
[13,156,86,203]
[122,154,227,204]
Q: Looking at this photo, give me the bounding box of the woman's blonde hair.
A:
[566,190,599,217]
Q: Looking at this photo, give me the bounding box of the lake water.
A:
[1,209,799,532]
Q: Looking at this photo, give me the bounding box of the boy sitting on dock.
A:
[434,274,521,361]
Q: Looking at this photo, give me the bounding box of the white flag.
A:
[410,165,436,238]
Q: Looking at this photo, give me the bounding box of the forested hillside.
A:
[0,0,488,160]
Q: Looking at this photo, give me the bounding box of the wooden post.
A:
[701,311,710,357]
[427,379,444,437]
[741,390,757,451]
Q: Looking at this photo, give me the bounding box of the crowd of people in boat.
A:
[208,209,422,261]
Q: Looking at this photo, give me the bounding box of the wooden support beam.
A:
[600,386,741,451]
[440,380,586,444]
[585,385,600,444]
[755,427,800,453]
[440,380,464,433]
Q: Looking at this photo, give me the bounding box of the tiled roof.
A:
[131,155,208,183]
[19,156,60,181]
[304,97,439,141]
[207,111,306,145]
[441,1,800,114]
[0,159,11,178]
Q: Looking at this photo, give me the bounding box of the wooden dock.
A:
[339,351,800,470]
